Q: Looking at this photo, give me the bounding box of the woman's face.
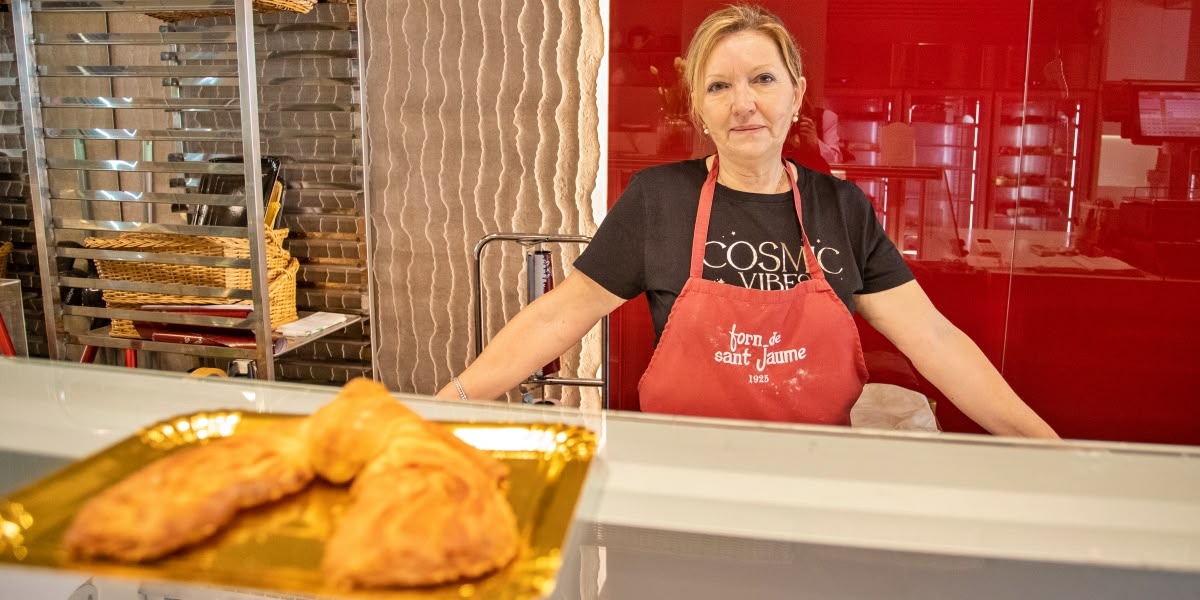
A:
[697,31,804,164]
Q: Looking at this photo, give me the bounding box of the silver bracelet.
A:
[451,376,469,401]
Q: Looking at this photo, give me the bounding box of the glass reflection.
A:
[608,0,1199,445]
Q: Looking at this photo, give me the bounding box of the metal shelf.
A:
[12,0,280,377]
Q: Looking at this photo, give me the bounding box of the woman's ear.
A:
[794,76,807,114]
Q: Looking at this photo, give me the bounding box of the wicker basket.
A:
[84,227,298,339]
[85,228,290,291]
[0,241,11,279]
[146,0,315,22]
[107,258,300,339]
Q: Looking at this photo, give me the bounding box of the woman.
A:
[438,5,1057,439]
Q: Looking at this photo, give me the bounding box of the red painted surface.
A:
[606,0,1200,445]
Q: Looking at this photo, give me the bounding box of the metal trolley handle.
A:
[472,233,609,409]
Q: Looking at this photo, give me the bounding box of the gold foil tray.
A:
[0,411,598,599]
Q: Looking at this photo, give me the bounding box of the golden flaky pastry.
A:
[62,377,520,589]
[323,434,521,588]
[62,421,314,562]
[313,378,519,588]
[306,377,509,485]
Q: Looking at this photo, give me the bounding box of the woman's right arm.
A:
[435,270,627,401]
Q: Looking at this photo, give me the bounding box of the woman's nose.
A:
[730,83,756,114]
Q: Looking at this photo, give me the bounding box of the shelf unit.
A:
[824,90,901,226]
[988,92,1088,231]
[0,12,43,356]
[12,0,290,378]
[906,92,988,234]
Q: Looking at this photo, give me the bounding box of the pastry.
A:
[322,432,520,588]
[306,378,509,486]
[63,377,520,589]
[311,378,519,588]
[62,420,314,562]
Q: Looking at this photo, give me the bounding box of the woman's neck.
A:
[708,156,792,194]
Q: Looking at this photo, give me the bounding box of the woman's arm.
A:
[855,280,1059,439]
[435,270,626,401]
[818,110,844,164]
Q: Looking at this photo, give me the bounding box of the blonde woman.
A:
[439,5,1056,439]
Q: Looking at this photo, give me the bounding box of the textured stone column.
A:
[362,0,605,405]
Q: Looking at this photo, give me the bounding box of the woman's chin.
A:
[715,140,784,162]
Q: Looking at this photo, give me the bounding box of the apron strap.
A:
[691,156,823,281]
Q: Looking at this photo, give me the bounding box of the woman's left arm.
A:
[855,280,1059,439]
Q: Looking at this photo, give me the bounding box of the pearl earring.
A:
[792,113,799,123]
[702,126,710,135]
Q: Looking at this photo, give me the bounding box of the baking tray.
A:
[0,411,598,599]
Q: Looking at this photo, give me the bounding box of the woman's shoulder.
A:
[633,157,708,185]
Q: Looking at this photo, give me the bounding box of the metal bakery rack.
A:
[10,0,358,379]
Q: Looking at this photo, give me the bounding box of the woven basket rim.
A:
[145,0,315,21]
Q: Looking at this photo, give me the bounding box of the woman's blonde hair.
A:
[682,4,803,127]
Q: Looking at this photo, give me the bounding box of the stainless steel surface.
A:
[472,233,608,408]
[36,32,241,45]
[13,0,62,359]
[70,328,258,359]
[31,0,236,12]
[353,0,376,383]
[44,159,245,173]
[57,275,254,299]
[53,218,249,237]
[56,246,253,269]
[62,305,256,329]
[44,128,243,141]
[38,65,241,77]
[53,189,248,206]
[235,0,274,380]
[43,96,240,109]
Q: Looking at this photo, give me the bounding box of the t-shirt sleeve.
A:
[573,171,648,300]
[842,179,914,294]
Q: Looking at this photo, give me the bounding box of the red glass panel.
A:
[606,0,1199,445]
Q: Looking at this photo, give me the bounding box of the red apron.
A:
[637,157,868,425]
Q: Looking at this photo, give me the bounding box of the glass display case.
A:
[3,359,1200,599]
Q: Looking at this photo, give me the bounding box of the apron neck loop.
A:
[691,156,822,280]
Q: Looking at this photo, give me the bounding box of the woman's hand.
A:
[856,281,1059,439]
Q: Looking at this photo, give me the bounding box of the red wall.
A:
[606,0,1200,445]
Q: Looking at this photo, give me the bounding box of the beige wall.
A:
[362,0,605,403]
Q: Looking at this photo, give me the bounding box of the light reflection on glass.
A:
[0,501,32,561]
[455,427,559,453]
[139,412,243,449]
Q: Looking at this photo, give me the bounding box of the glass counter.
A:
[1,358,1198,599]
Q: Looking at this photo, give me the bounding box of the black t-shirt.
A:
[575,158,914,341]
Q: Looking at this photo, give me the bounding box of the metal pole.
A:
[471,232,608,408]
[233,0,273,380]
[13,0,63,359]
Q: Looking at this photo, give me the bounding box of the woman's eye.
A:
[706,82,728,93]
[755,73,777,84]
